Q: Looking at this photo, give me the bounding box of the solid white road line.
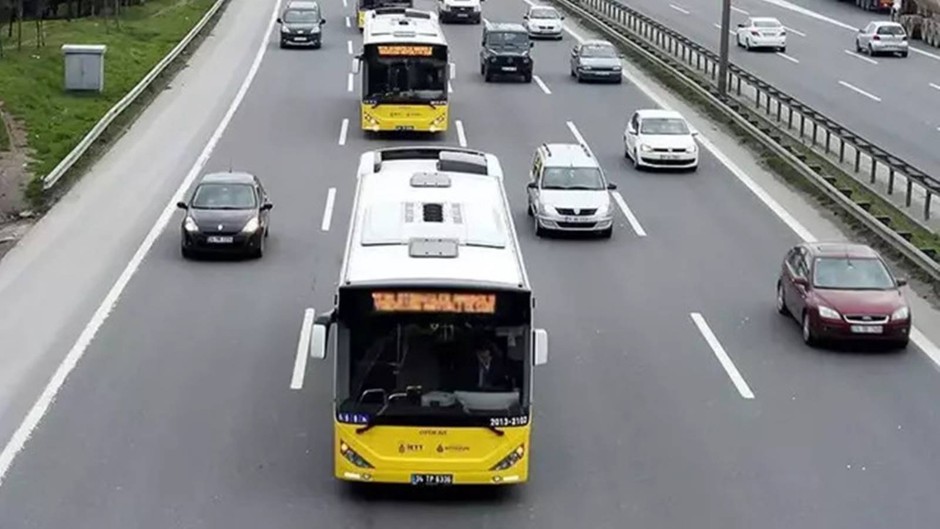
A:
[321,188,337,231]
[731,6,749,15]
[448,81,454,94]
[690,313,755,400]
[347,73,353,92]
[930,82,940,91]
[713,22,734,35]
[347,40,353,55]
[338,119,349,146]
[838,80,881,102]
[345,16,351,28]
[541,0,940,369]
[669,4,690,15]
[291,309,315,390]
[844,49,878,65]
[566,120,588,147]
[776,52,799,63]
[455,120,468,147]
[533,75,552,94]
[612,191,648,237]
[0,0,286,490]
[783,25,806,37]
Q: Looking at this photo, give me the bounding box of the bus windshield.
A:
[336,289,530,425]
[363,45,448,104]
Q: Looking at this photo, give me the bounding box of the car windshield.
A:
[639,117,690,135]
[283,8,319,23]
[813,257,896,290]
[530,9,559,19]
[877,24,905,35]
[486,31,529,49]
[753,19,780,28]
[541,167,605,190]
[581,44,617,58]
[191,183,257,210]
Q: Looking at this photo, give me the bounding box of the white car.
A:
[623,109,699,171]
[736,16,786,52]
[524,5,564,40]
[438,0,481,24]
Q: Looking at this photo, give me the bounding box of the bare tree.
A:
[34,0,45,48]
[15,0,22,50]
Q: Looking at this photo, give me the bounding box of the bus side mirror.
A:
[352,56,361,75]
[533,328,548,366]
[310,311,334,360]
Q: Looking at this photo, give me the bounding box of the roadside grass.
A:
[0,0,217,180]
[561,7,940,294]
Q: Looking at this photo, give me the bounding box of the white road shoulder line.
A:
[542,0,940,372]
[455,120,468,147]
[669,4,690,15]
[612,191,647,237]
[0,0,285,490]
[338,118,349,145]
[533,75,552,94]
[783,25,805,37]
[347,40,353,55]
[291,309,315,389]
[844,48,878,65]
[690,313,755,399]
[347,73,353,92]
[321,187,337,231]
[838,80,881,102]
[731,6,748,15]
[776,52,799,63]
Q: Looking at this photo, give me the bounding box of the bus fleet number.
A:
[490,416,529,427]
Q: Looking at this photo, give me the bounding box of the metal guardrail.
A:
[560,0,940,229]
[548,0,940,281]
[42,0,230,190]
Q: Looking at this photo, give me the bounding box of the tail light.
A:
[872,35,881,40]
[750,30,760,36]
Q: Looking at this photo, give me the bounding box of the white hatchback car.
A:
[624,109,698,171]
[524,5,564,40]
[736,16,786,52]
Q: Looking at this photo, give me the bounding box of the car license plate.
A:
[662,154,679,160]
[564,216,586,223]
[207,236,233,244]
[411,474,453,486]
[502,66,517,72]
[457,12,467,16]
[293,37,307,41]
[851,325,884,334]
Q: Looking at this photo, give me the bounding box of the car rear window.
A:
[753,20,781,28]
[877,25,905,35]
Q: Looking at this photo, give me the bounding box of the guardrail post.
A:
[839,139,845,163]
[776,100,782,122]
[811,122,817,147]
[906,180,913,207]
[825,129,831,154]
[765,94,771,114]
[800,114,805,137]
[755,90,761,109]
[736,76,741,96]
[854,150,861,173]
[888,168,895,195]
[787,107,793,129]
[870,160,877,184]
[926,192,933,220]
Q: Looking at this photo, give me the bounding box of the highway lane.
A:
[2,0,940,527]
[618,0,940,178]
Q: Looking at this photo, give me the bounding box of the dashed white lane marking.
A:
[345,16,351,28]
[690,313,755,400]
[776,52,799,63]
[291,309,315,390]
[844,48,878,65]
[338,119,349,145]
[930,82,940,91]
[347,40,353,55]
[455,120,468,147]
[669,4,690,15]
[450,62,456,80]
[347,73,353,92]
[731,6,749,15]
[534,75,552,94]
[321,187,336,231]
[566,120,588,146]
[612,191,648,237]
[783,25,806,37]
[838,80,881,102]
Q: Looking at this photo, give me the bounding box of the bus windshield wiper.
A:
[355,400,391,435]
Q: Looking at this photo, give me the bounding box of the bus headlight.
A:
[340,441,374,468]
[490,444,525,471]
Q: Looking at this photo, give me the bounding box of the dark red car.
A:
[776,242,910,348]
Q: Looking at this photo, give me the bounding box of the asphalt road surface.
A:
[622,0,940,182]
[1,0,940,527]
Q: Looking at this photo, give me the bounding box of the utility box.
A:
[61,44,107,92]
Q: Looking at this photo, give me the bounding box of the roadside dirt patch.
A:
[0,102,36,247]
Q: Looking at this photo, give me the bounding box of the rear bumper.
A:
[440,9,480,22]
[747,35,786,48]
[336,467,528,485]
[870,41,908,53]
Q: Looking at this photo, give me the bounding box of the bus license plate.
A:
[207,236,233,244]
[395,125,414,131]
[851,325,883,334]
[411,473,453,486]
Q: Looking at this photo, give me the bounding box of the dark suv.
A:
[480,22,534,83]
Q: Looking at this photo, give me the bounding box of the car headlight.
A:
[891,306,910,321]
[490,445,525,471]
[184,217,199,232]
[818,306,841,320]
[281,27,292,33]
[639,144,652,153]
[339,441,374,469]
[473,4,480,11]
[241,217,260,234]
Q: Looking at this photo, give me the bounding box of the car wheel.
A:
[252,237,265,259]
[801,312,817,346]
[480,62,485,75]
[632,148,641,170]
[576,72,583,83]
[855,39,862,52]
[780,46,786,53]
[527,202,534,217]
[181,245,193,259]
[484,67,493,82]
[534,217,545,237]
[279,40,287,49]
[776,282,790,315]
[570,65,575,77]
[524,72,533,83]
[901,51,908,58]
[599,227,613,239]
[614,76,623,84]
[868,44,875,56]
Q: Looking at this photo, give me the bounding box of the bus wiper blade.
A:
[486,424,505,436]
[355,401,391,435]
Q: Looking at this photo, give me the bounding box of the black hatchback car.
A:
[277,0,326,49]
[177,171,273,259]
[480,21,534,83]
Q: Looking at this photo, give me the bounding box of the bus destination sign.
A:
[371,291,496,313]
[377,45,434,56]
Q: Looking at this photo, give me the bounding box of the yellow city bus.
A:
[356,0,412,30]
[309,146,550,486]
[356,9,449,133]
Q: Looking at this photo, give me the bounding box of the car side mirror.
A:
[618,53,625,58]
[529,42,534,48]
[571,47,577,55]
[607,182,617,190]
[793,276,809,287]
[737,23,743,28]
[277,17,283,24]
[690,129,699,137]
[896,277,908,287]
[627,124,636,134]
[320,19,326,25]
[533,328,548,366]
[262,202,274,211]
[527,182,538,189]
[523,14,529,19]
[560,15,565,20]
[858,28,864,32]
[176,201,188,210]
